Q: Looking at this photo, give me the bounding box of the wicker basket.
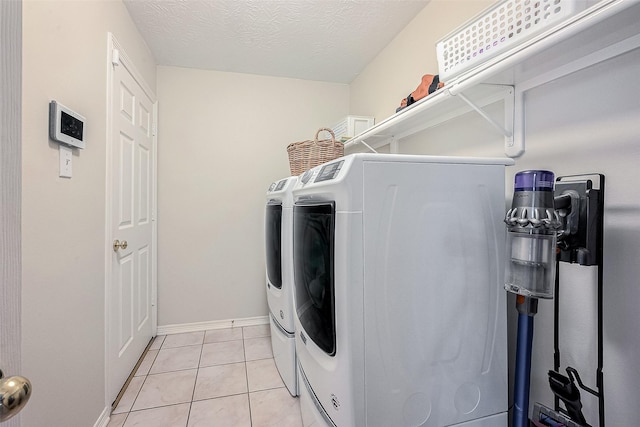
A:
[287,128,344,176]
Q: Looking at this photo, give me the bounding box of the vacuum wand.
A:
[513,296,538,427]
[504,170,561,427]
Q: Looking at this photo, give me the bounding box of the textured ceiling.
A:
[124,0,430,83]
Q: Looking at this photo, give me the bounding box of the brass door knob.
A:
[113,239,128,252]
[0,369,32,422]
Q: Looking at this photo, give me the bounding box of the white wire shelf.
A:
[344,0,640,157]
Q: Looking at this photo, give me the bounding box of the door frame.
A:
[104,32,158,406]
[0,1,22,426]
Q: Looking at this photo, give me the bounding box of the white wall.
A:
[156,66,349,327]
[21,1,155,426]
[349,1,640,425]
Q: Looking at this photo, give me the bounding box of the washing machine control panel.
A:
[275,179,287,191]
[267,176,298,195]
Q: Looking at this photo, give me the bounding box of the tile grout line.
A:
[116,336,161,425]
[130,340,159,410]
[242,327,255,427]
[184,334,205,427]
[131,334,201,426]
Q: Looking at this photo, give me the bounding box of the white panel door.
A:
[108,41,156,404]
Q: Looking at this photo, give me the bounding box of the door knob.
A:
[0,369,32,422]
[113,239,128,252]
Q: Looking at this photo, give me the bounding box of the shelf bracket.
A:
[389,137,399,154]
[452,85,521,157]
[360,139,378,154]
[510,88,525,158]
[454,87,513,137]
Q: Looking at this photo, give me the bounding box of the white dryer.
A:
[292,153,514,427]
[265,176,298,396]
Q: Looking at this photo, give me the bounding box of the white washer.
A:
[265,176,298,396]
[292,153,514,427]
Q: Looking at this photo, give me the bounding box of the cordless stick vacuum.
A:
[504,171,561,427]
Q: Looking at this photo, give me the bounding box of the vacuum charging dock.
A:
[548,174,605,427]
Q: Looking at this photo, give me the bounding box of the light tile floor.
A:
[107,325,302,427]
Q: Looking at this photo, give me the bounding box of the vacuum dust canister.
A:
[504,170,562,299]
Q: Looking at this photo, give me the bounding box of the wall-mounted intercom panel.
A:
[49,100,85,149]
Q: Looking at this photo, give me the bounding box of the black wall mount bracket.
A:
[552,174,605,427]
[554,177,603,266]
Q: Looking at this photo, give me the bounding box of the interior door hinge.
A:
[112,49,120,66]
[152,122,157,137]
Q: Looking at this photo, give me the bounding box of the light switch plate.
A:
[59,145,72,178]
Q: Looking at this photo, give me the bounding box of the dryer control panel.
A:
[301,160,345,185]
[315,160,344,182]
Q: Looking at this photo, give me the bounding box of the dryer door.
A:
[265,201,283,289]
[293,201,336,356]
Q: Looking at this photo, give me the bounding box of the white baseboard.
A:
[93,406,111,427]
[157,315,269,336]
